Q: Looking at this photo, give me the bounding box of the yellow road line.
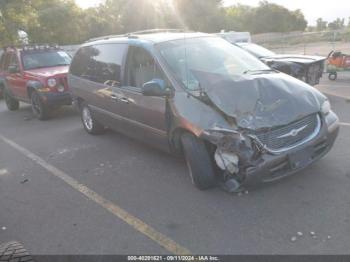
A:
[340,122,350,127]
[0,134,191,255]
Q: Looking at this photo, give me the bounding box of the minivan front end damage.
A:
[200,111,339,192]
[171,70,340,192]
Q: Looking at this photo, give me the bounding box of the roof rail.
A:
[85,28,191,43]
[3,43,59,51]
[127,28,190,35]
[85,34,126,43]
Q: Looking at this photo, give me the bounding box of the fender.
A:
[26,80,44,97]
[27,80,44,90]
[0,76,11,96]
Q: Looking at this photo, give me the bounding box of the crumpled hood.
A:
[192,71,326,130]
[261,54,326,64]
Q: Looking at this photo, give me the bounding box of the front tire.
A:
[31,91,49,120]
[4,89,19,111]
[181,133,217,190]
[81,103,105,135]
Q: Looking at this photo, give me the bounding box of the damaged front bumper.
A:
[203,111,339,188]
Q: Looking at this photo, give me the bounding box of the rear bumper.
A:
[40,92,72,107]
[242,112,339,186]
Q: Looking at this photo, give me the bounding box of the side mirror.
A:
[142,79,172,97]
[8,65,19,74]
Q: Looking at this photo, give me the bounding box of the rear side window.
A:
[2,53,12,71]
[70,44,127,85]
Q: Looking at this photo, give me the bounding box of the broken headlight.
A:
[202,128,258,174]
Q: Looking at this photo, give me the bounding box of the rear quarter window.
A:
[70,43,127,85]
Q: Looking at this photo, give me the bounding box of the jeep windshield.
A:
[22,50,71,70]
[157,37,270,91]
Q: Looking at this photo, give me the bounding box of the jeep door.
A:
[115,45,170,151]
[5,53,27,99]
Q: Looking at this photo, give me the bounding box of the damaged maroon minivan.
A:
[68,31,339,192]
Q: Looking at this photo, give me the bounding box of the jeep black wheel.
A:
[81,103,105,135]
[4,90,19,111]
[31,91,49,120]
[181,132,217,190]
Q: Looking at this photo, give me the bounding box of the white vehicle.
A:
[217,31,251,43]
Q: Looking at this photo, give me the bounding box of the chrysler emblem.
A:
[278,125,308,139]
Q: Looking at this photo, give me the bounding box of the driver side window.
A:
[125,46,166,90]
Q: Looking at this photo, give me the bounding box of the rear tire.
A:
[328,72,337,81]
[81,103,105,135]
[4,89,19,111]
[31,91,49,120]
[181,133,217,190]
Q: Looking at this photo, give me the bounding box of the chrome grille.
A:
[251,114,320,152]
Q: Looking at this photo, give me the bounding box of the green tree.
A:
[0,0,38,46]
[316,18,328,31]
[290,9,307,31]
[251,1,307,33]
[174,0,224,32]
[328,18,345,30]
[28,0,84,44]
[224,4,254,32]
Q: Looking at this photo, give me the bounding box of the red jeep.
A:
[0,45,72,120]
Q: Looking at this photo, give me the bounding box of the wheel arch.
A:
[75,97,85,110]
[170,127,215,156]
[26,80,43,98]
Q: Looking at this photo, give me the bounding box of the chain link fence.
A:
[252,29,350,56]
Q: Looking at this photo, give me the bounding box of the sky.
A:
[74,0,350,26]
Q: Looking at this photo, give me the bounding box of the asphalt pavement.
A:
[0,75,350,255]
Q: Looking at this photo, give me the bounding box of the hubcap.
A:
[82,107,93,131]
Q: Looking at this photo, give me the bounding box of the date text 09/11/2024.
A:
[127,256,220,261]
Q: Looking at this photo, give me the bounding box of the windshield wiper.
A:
[243,69,278,75]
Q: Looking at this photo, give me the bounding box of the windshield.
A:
[22,51,71,70]
[238,43,275,58]
[157,37,269,91]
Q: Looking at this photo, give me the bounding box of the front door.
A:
[116,46,170,151]
[5,53,27,99]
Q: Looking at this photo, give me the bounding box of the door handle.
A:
[110,94,119,101]
[120,97,130,104]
